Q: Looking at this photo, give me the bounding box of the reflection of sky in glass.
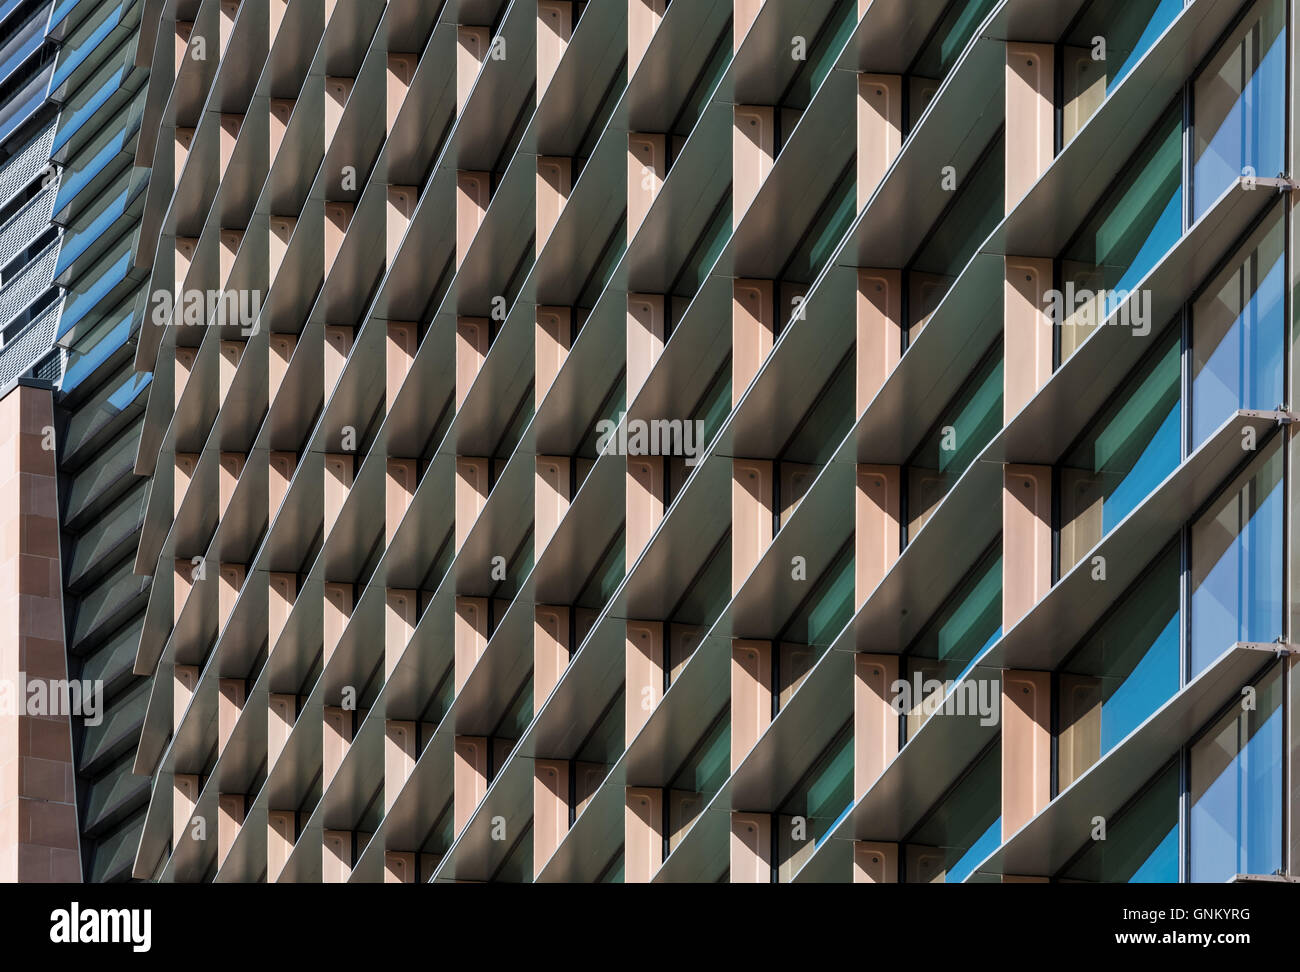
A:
[1193,254,1284,448]
[1100,612,1179,753]
[1101,404,1180,534]
[1107,0,1184,93]
[948,817,1000,883]
[1194,22,1285,219]
[1191,456,1283,676]
[1191,703,1282,882]
[1131,824,1179,882]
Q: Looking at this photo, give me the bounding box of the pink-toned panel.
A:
[857,75,903,209]
[730,811,770,882]
[1004,258,1053,422]
[854,654,899,797]
[855,464,900,608]
[1005,43,1055,211]
[856,269,902,416]
[1002,670,1051,841]
[1003,464,1052,629]
[853,841,897,883]
[731,640,772,771]
[734,107,775,227]
[733,279,774,407]
[732,459,773,593]
[625,621,664,744]
[625,786,663,882]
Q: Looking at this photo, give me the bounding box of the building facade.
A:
[1,0,1298,883]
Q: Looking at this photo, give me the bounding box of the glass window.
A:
[907,0,1000,129]
[1189,664,1283,882]
[1191,204,1284,448]
[1189,436,1283,676]
[778,724,853,880]
[1193,0,1286,219]
[779,542,855,646]
[902,547,1002,740]
[1060,106,1182,362]
[905,345,1003,538]
[904,741,1001,882]
[1058,327,1181,573]
[668,710,730,850]
[1058,761,1180,881]
[1057,545,1180,789]
[906,133,1004,341]
[1061,0,1183,144]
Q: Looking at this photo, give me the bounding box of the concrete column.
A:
[857,75,903,210]
[456,171,491,267]
[455,315,490,409]
[536,456,571,553]
[268,572,296,651]
[218,453,244,517]
[386,53,415,131]
[268,330,294,403]
[733,279,774,406]
[537,2,573,98]
[1003,465,1052,630]
[626,455,664,570]
[323,706,353,789]
[217,677,245,754]
[323,829,351,882]
[454,596,489,692]
[385,720,417,810]
[1005,43,1055,210]
[730,811,770,882]
[731,640,772,771]
[453,735,489,835]
[1004,258,1053,422]
[854,654,899,798]
[323,452,353,535]
[628,134,666,243]
[454,456,490,549]
[268,694,295,768]
[856,269,902,416]
[629,0,667,78]
[626,621,664,744]
[456,26,490,114]
[856,464,900,608]
[323,202,353,275]
[534,758,571,876]
[218,794,245,869]
[323,582,352,665]
[625,786,663,882]
[536,307,571,407]
[732,459,773,593]
[537,156,572,254]
[267,811,295,882]
[386,321,417,407]
[534,605,571,703]
[386,185,417,265]
[385,850,416,882]
[386,459,417,544]
[1002,670,1051,840]
[853,840,897,882]
[627,293,666,403]
[734,107,775,226]
[385,589,417,677]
